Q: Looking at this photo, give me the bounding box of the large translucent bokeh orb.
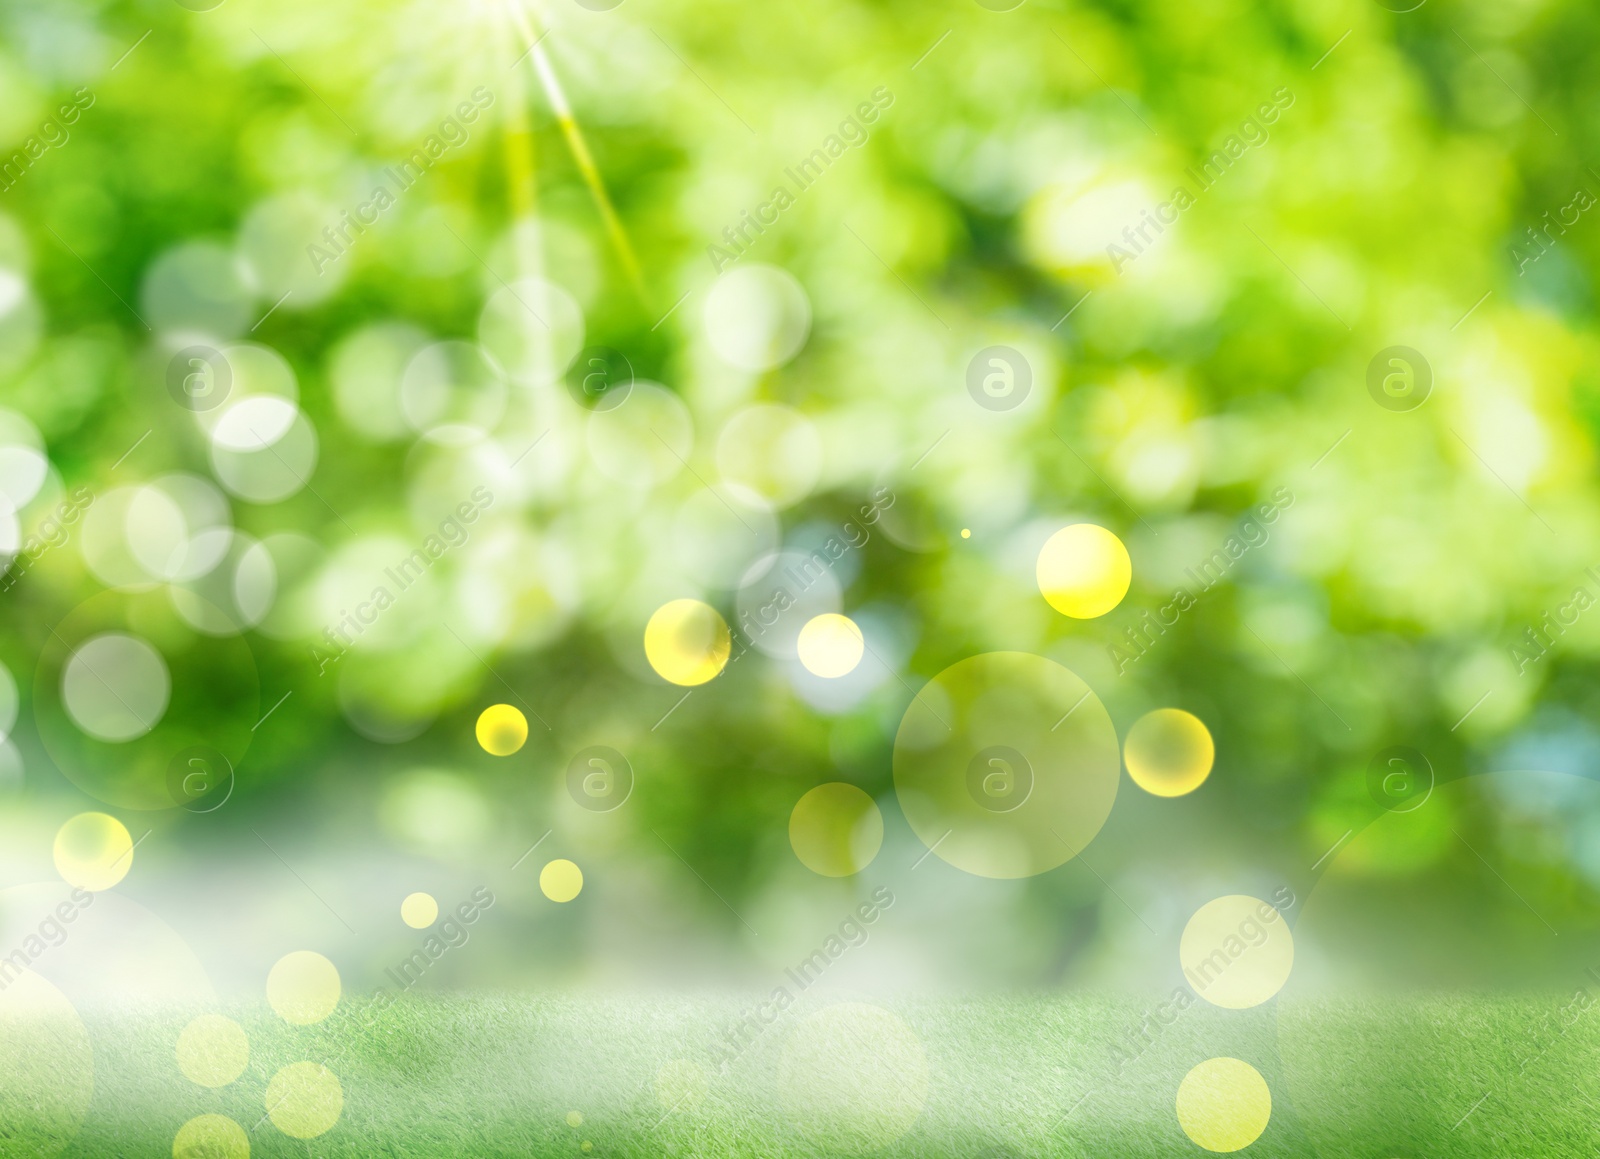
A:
[140,240,254,338]
[778,1003,928,1150]
[644,599,731,686]
[209,408,318,503]
[266,951,340,1026]
[1124,708,1215,797]
[671,485,780,589]
[715,403,821,508]
[0,407,47,511]
[60,632,170,742]
[1175,1057,1272,1152]
[172,1114,249,1159]
[789,782,883,876]
[703,264,811,372]
[477,276,584,386]
[35,591,260,810]
[1179,894,1294,1009]
[176,1014,249,1088]
[586,382,694,487]
[796,613,864,679]
[239,191,348,305]
[328,321,428,443]
[265,1062,343,1138]
[893,652,1120,878]
[211,395,298,451]
[400,340,506,443]
[1035,523,1131,618]
[53,812,134,891]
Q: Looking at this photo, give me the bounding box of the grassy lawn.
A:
[49,991,1600,1157]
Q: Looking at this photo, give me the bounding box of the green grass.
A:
[51,991,1600,1157]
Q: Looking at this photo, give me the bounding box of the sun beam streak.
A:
[508,0,649,307]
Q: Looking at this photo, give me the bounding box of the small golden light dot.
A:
[961,528,971,539]
[566,1111,583,1128]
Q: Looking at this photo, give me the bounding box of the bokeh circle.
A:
[892,652,1119,878]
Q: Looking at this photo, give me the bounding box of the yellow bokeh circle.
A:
[1124,708,1215,797]
[1180,895,1294,1009]
[1175,1057,1272,1152]
[796,613,864,678]
[789,782,883,877]
[266,951,341,1025]
[176,1014,249,1088]
[173,1113,249,1159]
[475,704,528,756]
[1035,523,1131,618]
[644,599,731,686]
[566,1111,583,1128]
[540,858,583,903]
[400,892,438,929]
[53,812,134,891]
[265,1062,343,1139]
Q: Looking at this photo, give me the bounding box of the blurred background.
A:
[0,0,1598,1010]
